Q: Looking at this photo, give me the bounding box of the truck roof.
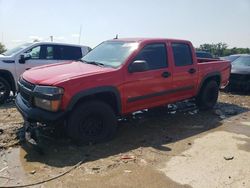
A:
[107,38,191,43]
[31,41,89,48]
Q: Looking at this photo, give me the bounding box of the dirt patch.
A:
[161,130,250,188]
[0,103,23,149]
[0,91,249,187]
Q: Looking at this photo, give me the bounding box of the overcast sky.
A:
[0,0,250,49]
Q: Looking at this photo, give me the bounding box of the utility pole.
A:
[78,25,82,44]
[50,36,53,42]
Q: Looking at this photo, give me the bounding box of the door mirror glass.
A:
[128,60,148,73]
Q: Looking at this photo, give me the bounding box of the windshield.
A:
[226,55,240,62]
[232,56,250,66]
[81,41,138,68]
[2,43,32,56]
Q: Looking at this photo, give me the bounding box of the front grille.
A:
[230,73,248,81]
[19,77,35,91]
[20,89,32,103]
[18,78,35,106]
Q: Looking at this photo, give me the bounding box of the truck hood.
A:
[0,56,15,64]
[231,64,250,75]
[23,61,115,85]
[0,55,13,60]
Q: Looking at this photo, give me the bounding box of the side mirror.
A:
[19,54,31,64]
[128,60,148,73]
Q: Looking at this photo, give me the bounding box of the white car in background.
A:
[0,42,91,104]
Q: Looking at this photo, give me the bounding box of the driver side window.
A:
[26,46,41,59]
[133,43,168,70]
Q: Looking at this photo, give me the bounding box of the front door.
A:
[122,43,173,113]
[16,45,60,79]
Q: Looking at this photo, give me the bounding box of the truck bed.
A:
[197,59,231,88]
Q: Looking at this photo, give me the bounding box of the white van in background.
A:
[0,42,91,104]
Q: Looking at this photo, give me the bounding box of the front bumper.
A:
[229,77,250,91]
[15,93,65,123]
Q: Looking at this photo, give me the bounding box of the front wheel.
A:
[196,80,219,110]
[67,101,117,144]
[0,77,10,105]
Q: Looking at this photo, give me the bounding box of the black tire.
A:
[67,100,117,144]
[196,80,219,110]
[0,77,11,105]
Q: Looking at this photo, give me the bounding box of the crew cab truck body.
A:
[0,42,91,104]
[16,38,231,145]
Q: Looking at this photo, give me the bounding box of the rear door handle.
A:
[188,68,196,74]
[162,71,171,78]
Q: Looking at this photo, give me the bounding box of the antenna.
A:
[114,34,118,39]
[78,25,82,44]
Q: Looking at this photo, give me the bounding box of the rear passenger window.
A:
[172,43,193,66]
[54,45,82,60]
[133,43,168,70]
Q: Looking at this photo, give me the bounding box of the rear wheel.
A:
[196,80,219,110]
[0,77,10,105]
[67,101,117,144]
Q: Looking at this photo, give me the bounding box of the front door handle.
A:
[188,68,196,74]
[162,71,171,78]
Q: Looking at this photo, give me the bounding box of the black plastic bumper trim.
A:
[15,93,65,123]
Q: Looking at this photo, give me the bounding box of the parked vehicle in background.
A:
[227,55,250,91]
[220,54,248,62]
[0,42,91,104]
[16,38,231,146]
[196,51,213,59]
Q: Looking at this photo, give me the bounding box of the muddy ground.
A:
[0,91,250,188]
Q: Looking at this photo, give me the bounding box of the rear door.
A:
[123,42,173,113]
[54,45,82,60]
[170,42,198,100]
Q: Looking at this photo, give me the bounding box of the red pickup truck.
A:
[16,38,231,145]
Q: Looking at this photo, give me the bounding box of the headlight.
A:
[33,86,64,112]
[33,86,64,96]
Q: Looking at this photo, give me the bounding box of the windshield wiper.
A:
[77,59,85,62]
[82,60,105,67]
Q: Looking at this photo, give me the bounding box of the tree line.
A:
[196,42,250,57]
[1,42,250,57]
